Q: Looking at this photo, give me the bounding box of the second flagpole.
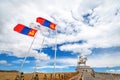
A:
[53,26,57,80]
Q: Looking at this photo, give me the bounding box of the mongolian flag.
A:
[36,17,56,30]
[14,24,37,37]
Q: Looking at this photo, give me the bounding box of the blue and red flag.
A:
[36,17,56,30]
[14,24,37,37]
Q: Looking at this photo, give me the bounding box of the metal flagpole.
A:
[19,33,37,73]
[32,25,46,77]
[15,33,37,80]
[53,27,57,80]
[33,36,45,73]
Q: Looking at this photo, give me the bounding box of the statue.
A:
[77,56,87,66]
[76,56,94,74]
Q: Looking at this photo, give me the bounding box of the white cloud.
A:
[87,52,120,68]
[56,0,120,56]
[34,58,77,70]
[52,52,120,68]
[0,60,7,65]
[37,65,68,69]
[57,58,77,66]
[12,59,30,64]
[60,43,92,55]
[0,60,12,66]
[20,51,120,71]
[106,69,120,74]
[32,52,50,61]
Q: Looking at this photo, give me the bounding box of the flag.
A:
[14,24,37,37]
[36,17,56,30]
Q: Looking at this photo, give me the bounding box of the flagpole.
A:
[53,27,57,80]
[19,33,37,73]
[33,36,45,73]
[33,36,45,79]
[32,25,46,77]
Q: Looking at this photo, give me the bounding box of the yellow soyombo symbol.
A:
[50,24,55,30]
[28,30,35,36]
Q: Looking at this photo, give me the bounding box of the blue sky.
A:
[0,0,120,73]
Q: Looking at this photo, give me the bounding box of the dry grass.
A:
[0,72,17,80]
[1,72,120,80]
[0,72,78,80]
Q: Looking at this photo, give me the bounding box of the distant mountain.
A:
[0,70,18,72]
